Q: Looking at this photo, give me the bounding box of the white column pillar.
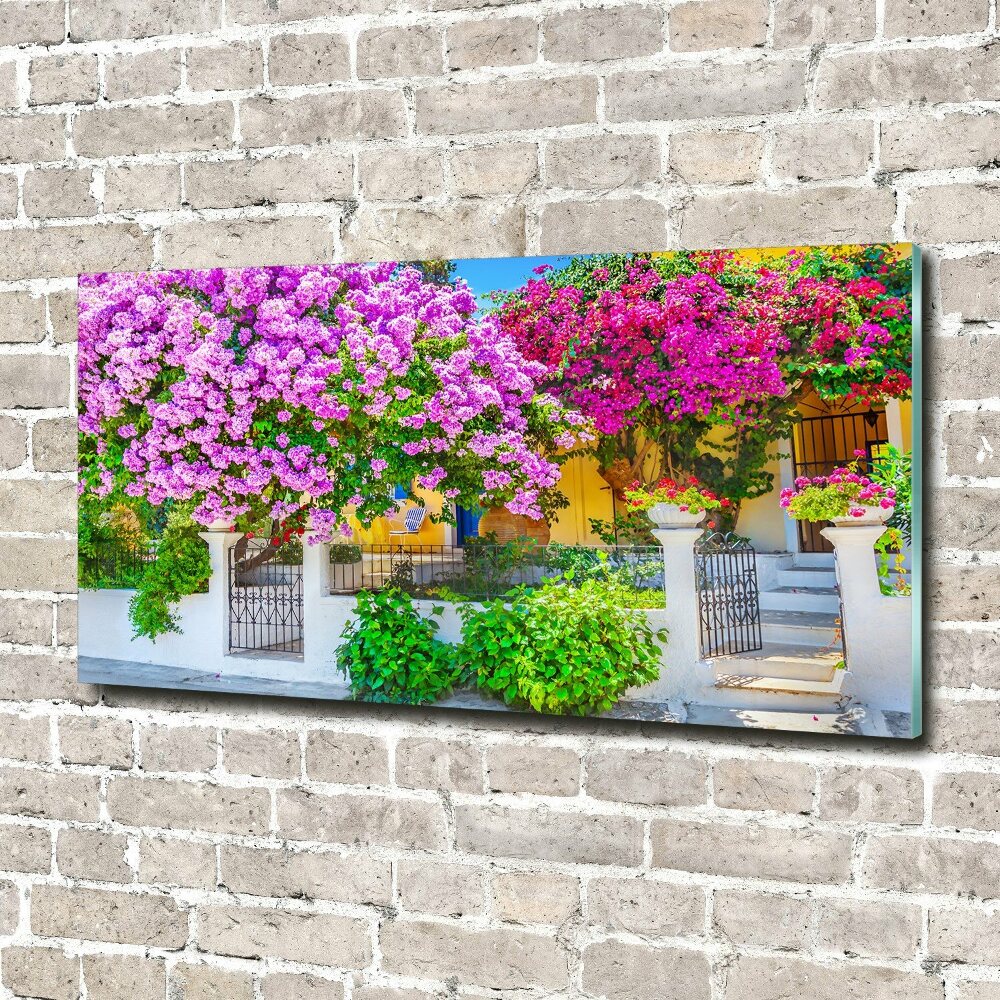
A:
[885,398,904,451]
[198,529,241,655]
[777,437,799,554]
[301,531,326,675]
[820,523,913,712]
[643,525,706,702]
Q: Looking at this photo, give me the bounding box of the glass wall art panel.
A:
[78,245,922,737]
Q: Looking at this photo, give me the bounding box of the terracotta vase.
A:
[478,507,551,545]
[598,458,635,492]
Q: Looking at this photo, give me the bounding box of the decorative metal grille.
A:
[228,538,303,656]
[696,532,763,657]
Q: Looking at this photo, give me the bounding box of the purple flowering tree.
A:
[79,263,588,559]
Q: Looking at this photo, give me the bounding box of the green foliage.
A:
[128,504,210,640]
[543,544,665,607]
[78,494,154,588]
[336,588,464,705]
[404,259,457,287]
[589,510,655,546]
[328,542,362,563]
[385,535,541,602]
[458,535,537,597]
[870,445,912,543]
[875,527,912,596]
[457,576,666,716]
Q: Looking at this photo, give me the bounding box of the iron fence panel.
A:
[228,538,303,655]
[695,532,763,657]
[337,542,664,604]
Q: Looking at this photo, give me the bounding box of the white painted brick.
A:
[188,42,264,92]
[450,143,538,197]
[774,0,875,46]
[359,148,446,201]
[670,0,767,51]
[771,121,874,181]
[0,2,64,46]
[23,167,97,219]
[185,152,352,209]
[447,17,537,70]
[546,134,661,190]
[29,53,99,106]
[358,25,443,79]
[884,0,989,38]
[104,163,182,213]
[544,6,664,62]
[669,129,764,184]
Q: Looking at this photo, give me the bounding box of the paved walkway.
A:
[80,656,904,736]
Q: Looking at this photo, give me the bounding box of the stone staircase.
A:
[708,553,848,713]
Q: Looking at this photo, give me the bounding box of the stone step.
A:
[758,586,840,614]
[685,703,873,736]
[712,641,842,682]
[714,666,845,699]
[777,566,838,589]
[760,608,841,648]
[792,552,836,569]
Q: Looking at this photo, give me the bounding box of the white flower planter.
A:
[830,504,893,527]
[205,519,236,532]
[646,503,704,529]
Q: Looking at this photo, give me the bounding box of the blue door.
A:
[455,505,482,545]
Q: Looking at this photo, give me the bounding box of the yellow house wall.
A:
[899,399,913,451]
[549,443,789,550]
[730,452,788,552]
[349,485,447,546]
[548,455,616,546]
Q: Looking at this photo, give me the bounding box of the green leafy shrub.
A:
[543,545,664,607]
[870,445,912,543]
[78,496,152,589]
[336,588,464,705]
[457,576,666,716]
[588,511,654,546]
[128,504,210,640]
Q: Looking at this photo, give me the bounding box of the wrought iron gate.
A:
[696,532,762,657]
[228,538,304,656]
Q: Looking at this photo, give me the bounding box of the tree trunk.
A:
[231,523,284,573]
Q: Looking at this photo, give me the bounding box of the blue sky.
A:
[452,255,586,313]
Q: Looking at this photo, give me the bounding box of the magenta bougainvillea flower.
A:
[496,251,912,437]
[497,258,788,436]
[78,264,590,540]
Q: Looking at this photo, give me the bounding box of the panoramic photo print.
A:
[78,245,921,737]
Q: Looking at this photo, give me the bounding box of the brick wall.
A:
[0,0,996,996]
